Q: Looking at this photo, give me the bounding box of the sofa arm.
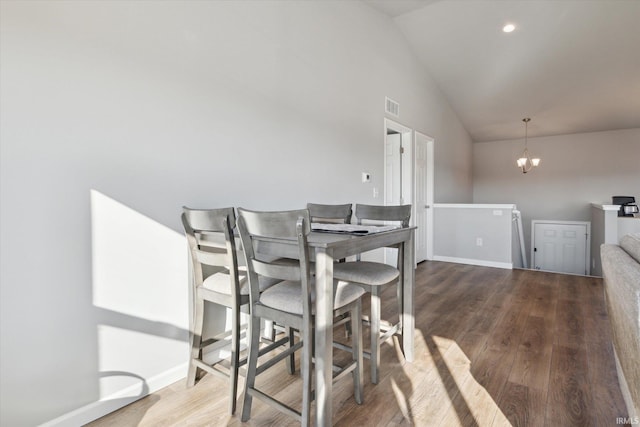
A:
[601,243,640,419]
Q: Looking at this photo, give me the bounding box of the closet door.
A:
[532,221,590,275]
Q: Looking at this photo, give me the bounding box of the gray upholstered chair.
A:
[237,208,365,425]
[332,203,412,384]
[307,202,353,224]
[181,206,285,414]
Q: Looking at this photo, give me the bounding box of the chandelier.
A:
[516,117,540,173]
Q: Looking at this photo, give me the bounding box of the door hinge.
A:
[400,146,405,154]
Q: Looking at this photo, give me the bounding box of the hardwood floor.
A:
[87,261,630,426]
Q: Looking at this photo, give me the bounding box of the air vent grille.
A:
[385,97,399,117]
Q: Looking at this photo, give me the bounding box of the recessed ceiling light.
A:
[503,24,515,33]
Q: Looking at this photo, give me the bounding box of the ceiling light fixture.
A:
[503,24,515,33]
[516,118,540,173]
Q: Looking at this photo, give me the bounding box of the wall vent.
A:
[385,97,400,117]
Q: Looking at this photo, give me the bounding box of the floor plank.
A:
[545,344,593,426]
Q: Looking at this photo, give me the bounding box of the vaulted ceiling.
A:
[366,0,640,142]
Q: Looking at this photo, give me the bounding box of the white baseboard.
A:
[39,363,188,427]
[432,255,512,270]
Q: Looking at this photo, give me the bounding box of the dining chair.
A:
[181,206,288,415]
[307,202,353,224]
[332,203,412,384]
[237,208,365,425]
[307,202,353,264]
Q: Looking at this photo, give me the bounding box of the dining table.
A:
[305,225,416,426]
[203,222,416,425]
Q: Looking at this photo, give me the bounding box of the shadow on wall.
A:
[44,190,192,426]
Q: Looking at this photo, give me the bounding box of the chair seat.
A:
[333,261,400,286]
[203,272,280,295]
[259,279,366,315]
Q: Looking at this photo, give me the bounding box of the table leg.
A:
[315,248,334,426]
[402,230,415,362]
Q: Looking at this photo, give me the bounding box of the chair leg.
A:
[370,287,381,384]
[228,306,241,415]
[396,280,403,333]
[351,300,364,404]
[187,296,205,387]
[262,319,276,341]
[241,315,261,422]
[301,322,313,426]
[286,326,296,375]
[397,245,404,332]
[344,313,352,338]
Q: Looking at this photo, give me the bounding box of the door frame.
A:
[383,119,412,266]
[531,220,591,275]
[383,118,413,206]
[383,119,435,264]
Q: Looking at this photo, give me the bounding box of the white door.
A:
[414,132,434,263]
[385,133,402,206]
[532,221,590,275]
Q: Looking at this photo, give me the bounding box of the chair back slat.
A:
[254,240,300,260]
[183,207,236,232]
[194,249,230,268]
[355,204,411,227]
[238,208,310,239]
[251,258,302,282]
[307,203,352,224]
[195,232,227,249]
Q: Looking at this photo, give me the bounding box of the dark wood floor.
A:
[88,261,630,426]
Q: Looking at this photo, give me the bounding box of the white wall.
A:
[591,204,640,276]
[0,1,472,425]
[432,204,515,269]
[590,205,619,277]
[473,128,640,267]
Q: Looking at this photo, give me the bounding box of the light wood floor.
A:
[88,261,630,426]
